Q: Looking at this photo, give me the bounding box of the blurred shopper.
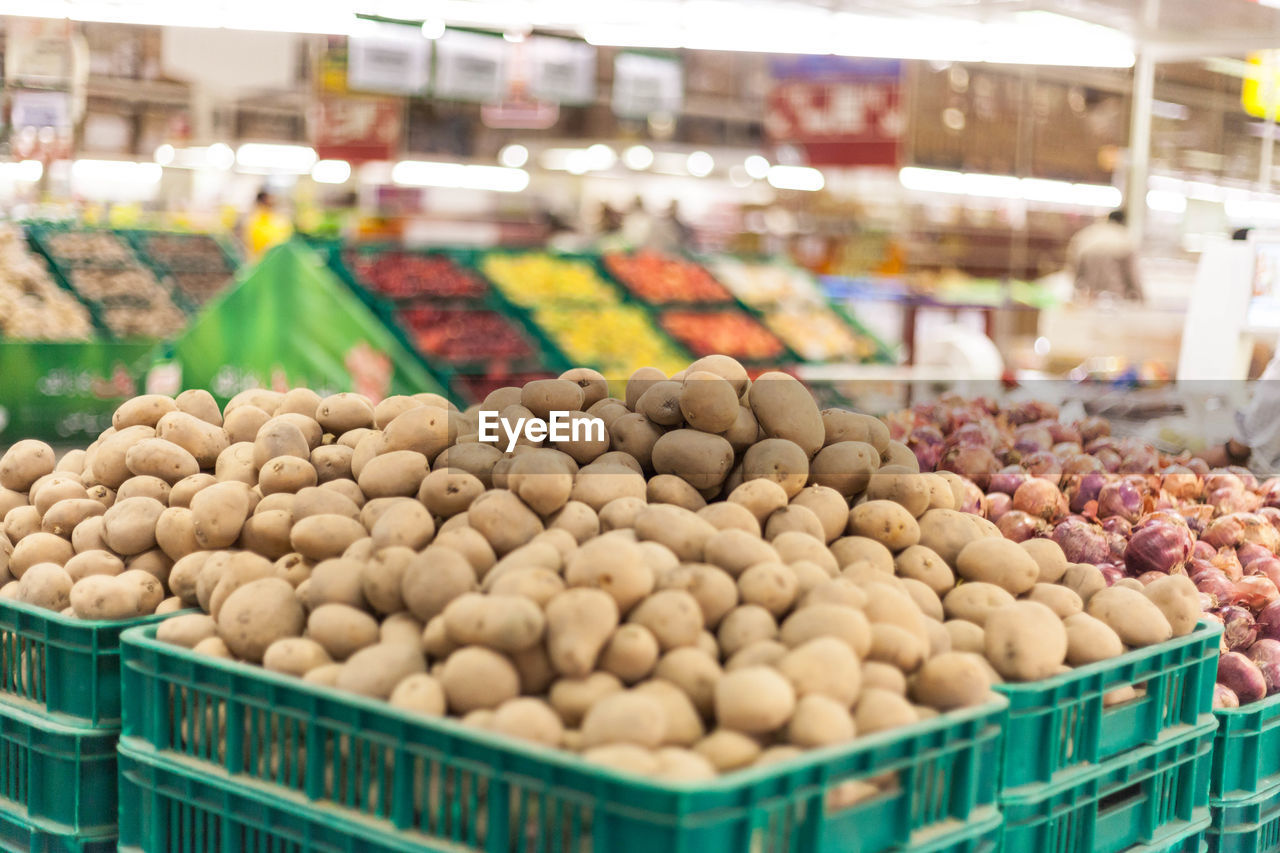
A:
[622,195,653,247]
[595,203,630,252]
[544,210,590,253]
[647,200,692,253]
[1067,209,1143,302]
[244,190,293,259]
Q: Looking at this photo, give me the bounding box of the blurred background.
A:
[4,0,1280,443]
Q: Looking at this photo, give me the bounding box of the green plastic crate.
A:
[1207,777,1280,853]
[996,620,1220,791]
[1000,717,1216,853]
[120,625,1007,853]
[922,809,1003,853]
[0,806,115,853]
[0,694,119,836]
[1132,814,1211,853]
[0,599,175,727]
[1211,692,1280,801]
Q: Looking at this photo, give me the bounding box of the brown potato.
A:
[651,430,735,492]
[742,439,809,499]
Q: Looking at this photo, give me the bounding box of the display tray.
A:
[120,625,1007,853]
[1210,691,1280,801]
[994,620,1220,791]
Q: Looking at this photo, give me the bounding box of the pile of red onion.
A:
[888,395,1280,708]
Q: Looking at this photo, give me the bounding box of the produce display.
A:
[604,251,734,304]
[764,305,878,363]
[481,252,617,305]
[44,230,134,266]
[709,258,826,305]
[346,251,487,300]
[0,226,93,340]
[532,303,688,376]
[68,268,186,338]
[659,310,788,361]
[0,355,1198,786]
[135,232,237,306]
[397,306,534,362]
[886,397,1268,708]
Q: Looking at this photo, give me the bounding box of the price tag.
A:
[612,53,683,118]
[434,30,507,103]
[348,22,431,96]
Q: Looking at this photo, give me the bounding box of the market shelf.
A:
[120,624,1007,853]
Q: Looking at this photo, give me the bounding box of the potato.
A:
[564,538,653,613]
[954,538,1040,595]
[916,509,983,566]
[715,666,796,734]
[848,501,920,552]
[100,496,164,556]
[598,624,660,684]
[789,485,847,543]
[216,578,305,662]
[14,561,69,610]
[156,411,228,469]
[777,636,861,707]
[337,642,428,699]
[693,505,757,539]
[309,445,353,484]
[416,469,482,519]
[984,601,1067,681]
[894,545,954,595]
[855,688,917,734]
[636,380,683,426]
[809,441,880,498]
[0,440,56,493]
[388,673,446,715]
[677,371,740,434]
[628,589,704,651]
[1087,586,1173,647]
[6,505,40,543]
[821,409,889,452]
[764,505,826,543]
[748,372,824,457]
[861,660,907,695]
[1027,583,1084,619]
[742,439,809,499]
[520,379,585,421]
[1142,575,1200,637]
[193,637,232,659]
[258,456,317,495]
[190,482,252,549]
[1060,563,1106,603]
[726,480,789,527]
[549,672,624,728]
[779,604,871,658]
[116,476,171,505]
[169,474,216,509]
[1020,539,1069,584]
[943,620,985,655]
[491,697,564,747]
[802,578,868,610]
[10,533,73,577]
[174,389,221,426]
[84,486,115,510]
[223,405,271,445]
[787,695,855,748]
[399,545,476,622]
[942,583,1016,626]
[737,562,798,617]
[545,588,619,677]
[633,504,716,563]
[114,394,178,430]
[120,568,165,613]
[443,593,545,653]
[213,443,255,486]
[864,471,931,518]
[237,510,292,561]
[42,499,106,538]
[125,438,199,485]
[657,563,737,628]
[650,430,735,492]
[582,691,666,748]
[157,612,217,648]
[289,514,367,562]
[694,729,761,772]
[263,637,332,677]
[358,450,429,499]
[65,550,124,582]
[315,393,375,434]
[649,647,720,718]
[468,490,543,556]
[366,501,432,553]
[716,605,778,656]
[559,367,608,409]
[912,652,992,710]
[69,573,140,619]
[439,646,520,712]
[1064,612,1126,665]
[33,476,87,515]
[307,603,380,661]
[646,474,706,512]
[831,536,894,574]
[704,530,778,577]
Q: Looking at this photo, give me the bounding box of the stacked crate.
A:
[1206,696,1280,852]
[117,623,1009,853]
[0,599,173,849]
[994,620,1221,853]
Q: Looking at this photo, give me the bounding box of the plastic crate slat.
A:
[121,625,1003,853]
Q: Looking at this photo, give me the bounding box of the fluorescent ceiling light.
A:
[311,159,352,184]
[623,145,654,170]
[686,150,714,177]
[71,159,162,184]
[391,160,530,192]
[541,145,615,174]
[900,166,1120,208]
[0,0,358,33]
[499,144,529,168]
[0,160,42,182]
[1146,190,1187,214]
[744,155,770,180]
[767,165,824,191]
[236,143,317,174]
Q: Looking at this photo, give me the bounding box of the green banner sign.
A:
[0,340,155,443]
[169,241,446,405]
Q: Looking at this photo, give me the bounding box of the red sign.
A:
[766,79,902,167]
[313,96,403,163]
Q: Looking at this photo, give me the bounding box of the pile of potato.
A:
[0,356,1204,780]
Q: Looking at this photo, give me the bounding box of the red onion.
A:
[1261,478,1280,509]
[1212,548,1245,582]
[1261,507,1280,531]
[986,492,1012,521]
[940,445,998,490]
[1229,466,1260,492]
[1099,564,1127,586]
[1101,516,1132,538]
[1193,540,1217,561]
[1252,559,1280,591]
[1023,452,1063,485]
[997,510,1044,543]
[1118,446,1159,475]
[1233,575,1280,610]
[1094,447,1122,473]
[1198,592,1217,612]
[1013,424,1053,454]
[1078,416,1110,443]
[1053,517,1109,564]
[1214,683,1240,709]
[1052,442,1083,459]
[1256,599,1280,642]
[1186,457,1210,477]
[1239,543,1274,568]
[1008,400,1058,425]
[1013,478,1067,521]
[1097,479,1143,523]
[1063,454,1104,476]
[988,466,1027,496]
[1048,420,1082,445]
[958,479,986,515]
[1136,571,1166,586]
[1068,471,1107,514]
[1193,568,1235,607]
[1248,638,1280,665]
[1206,472,1245,496]
[1220,606,1260,652]
[1205,513,1280,552]
[1125,521,1193,575]
[1162,466,1203,500]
